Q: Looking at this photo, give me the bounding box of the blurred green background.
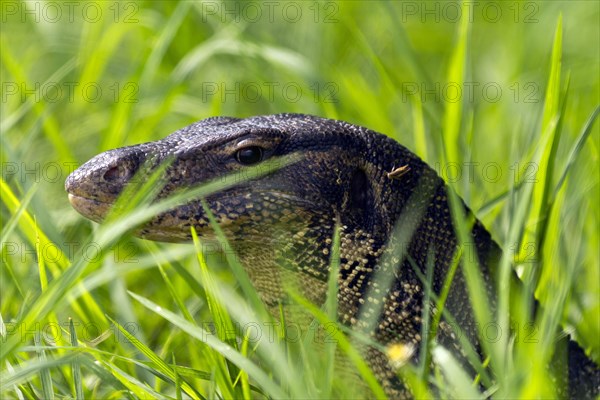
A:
[1,0,599,398]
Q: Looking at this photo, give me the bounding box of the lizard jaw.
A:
[67,193,111,223]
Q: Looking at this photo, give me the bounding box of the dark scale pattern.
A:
[66,113,599,399]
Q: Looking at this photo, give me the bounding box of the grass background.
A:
[1,0,599,398]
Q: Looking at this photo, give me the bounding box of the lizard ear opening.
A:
[349,168,374,222]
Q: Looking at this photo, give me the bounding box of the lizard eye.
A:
[235,146,264,165]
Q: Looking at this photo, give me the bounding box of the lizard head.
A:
[66,114,423,246]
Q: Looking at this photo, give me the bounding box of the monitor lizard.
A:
[65,113,599,398]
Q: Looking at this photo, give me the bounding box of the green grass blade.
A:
[69,319,85,400]
[199,200,270,318]
[417,250,437,379]
[155,263,195,323]
[0,354,78,393]
[407,255,492,387]
[106,315,202,400]
[411,96,429,161]
[521,15,563,274]
[95,359,168,399]
[190,227,239,399]
[288,290,388,399]
[441,0,470,165]
[139,1,192,86]
[0,183,37,243]
[0,178,69,269]
[432,346,483,399]
[446,188,494,359]
[322,222,341,396]
[553,105,600,196]
[129,291,288,398]
[33,333,54,400]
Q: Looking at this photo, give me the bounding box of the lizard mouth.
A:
[68,189,323,243]
[137,191,323,243]
[67,194,112,223]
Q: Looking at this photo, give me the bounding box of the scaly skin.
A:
[65,114,599,398]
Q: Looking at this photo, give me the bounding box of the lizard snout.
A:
[65,147,147,222]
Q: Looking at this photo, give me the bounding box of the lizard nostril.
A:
[103,165,128,181]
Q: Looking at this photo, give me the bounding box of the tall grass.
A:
[2,1,598,398]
